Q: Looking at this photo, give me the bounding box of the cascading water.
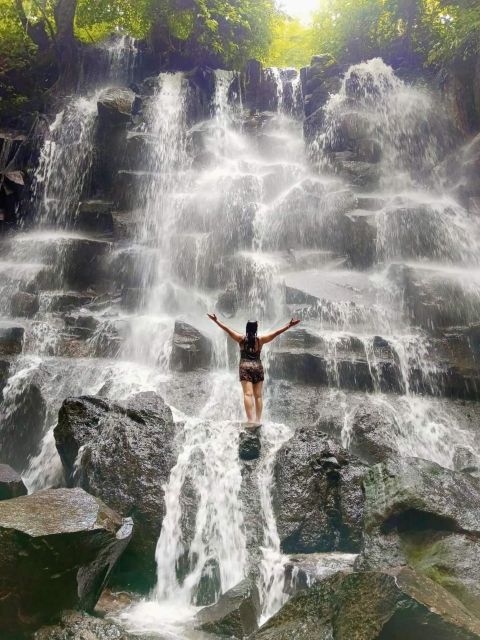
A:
[32,96,99,228]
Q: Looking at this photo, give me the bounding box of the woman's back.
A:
[239,336,262,361]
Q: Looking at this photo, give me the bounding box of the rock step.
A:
[269,327,480,400]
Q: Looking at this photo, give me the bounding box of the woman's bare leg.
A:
[253,381,263,423]
[241,381,255,422]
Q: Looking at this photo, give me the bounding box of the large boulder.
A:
[97,87,135,125]
[0,488,132,633]
[0,464,27,500]
[273,425,366,554]
[195,578,260,638]
[33,611,138,640]
[358,457,480,614]
[170,321,213,372]
[54,393,176,590]
[253,567,480,640]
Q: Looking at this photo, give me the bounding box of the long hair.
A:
[245,320,258,352]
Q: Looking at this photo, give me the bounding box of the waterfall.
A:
[32,96,98,228]
[256,421,292,623]
[155,374,247,604]
[2,47,480,638]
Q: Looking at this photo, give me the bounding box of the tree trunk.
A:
[15,0,51,52]
[53,0,79,93]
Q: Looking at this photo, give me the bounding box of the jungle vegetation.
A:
[0,0,479,115]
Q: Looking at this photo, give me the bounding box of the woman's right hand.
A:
[288,318,301,328]
[207,313,218,323]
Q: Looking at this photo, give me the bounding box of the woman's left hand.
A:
[289,318,301,327]
[207,313,218,323]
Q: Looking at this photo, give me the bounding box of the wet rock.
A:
[120,287,144,311]
[124,131,156,171]
[274,425,366,554]
[0,488,132,633]
[0,463,27,500]
[269,329,403,394]
[304,106,325,143]
[33,610,138,640]
[453,446,480,476]
[62,239,110,288]
[253,567,480,640]
[346,403,397,464]
[284,552,357,595]
[216,284,239,318]
[357,137,382,163]
[193,558,222,606]
[170,321,213,372]
[341,209,377,268]
[0,323,24,355]
[54,393,176,590]
[97,87,135,125]
[114,170,153,210]
[333,159,381,189]
[0,358,10,395]
[358,457,480,613]
[389,263,480,331]
[10,291,39,318]
[434,324,480,400]
[112,210,140,241]
[239,427,261,461]
[0,378,47,472]
[196,578,260,638]
[75,200,114,234]
[47,292,94,313]
[105,245,155,289]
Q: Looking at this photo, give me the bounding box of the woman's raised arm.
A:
[259,318,301,345]
[207,313,243,343]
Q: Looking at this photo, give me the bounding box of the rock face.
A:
[0,463,27,500]
[273,425,366,553]
[358,457,480,614]
[196,578,260,638]
[253,567,480,640]
[54,392,176,590]
[0,488,132,633]
[170,321,213,372]
[33,611,138,640]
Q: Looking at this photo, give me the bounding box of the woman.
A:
[207,314,301,424]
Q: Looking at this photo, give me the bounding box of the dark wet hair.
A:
[245,320,258,352]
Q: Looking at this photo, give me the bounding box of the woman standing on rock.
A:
[207,315,301,424]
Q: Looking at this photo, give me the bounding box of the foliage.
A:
[148,0,277,66]
[267,14,314,68]
[308,0,480,68]
[0,0,37,73]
